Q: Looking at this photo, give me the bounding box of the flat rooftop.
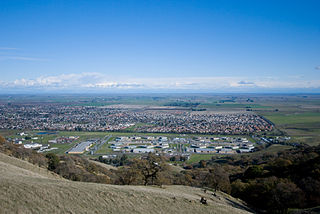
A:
[67,141,93,153]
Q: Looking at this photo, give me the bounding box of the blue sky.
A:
[0,0,320,93]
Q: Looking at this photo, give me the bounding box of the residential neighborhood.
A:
[0,104,273,135]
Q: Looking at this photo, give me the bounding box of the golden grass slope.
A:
[0,153,253,214]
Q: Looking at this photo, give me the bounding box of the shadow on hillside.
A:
[225,198,255,213]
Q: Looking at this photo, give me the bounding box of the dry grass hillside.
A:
[0,152,253,214]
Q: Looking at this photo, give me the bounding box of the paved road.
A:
[90,135,112,154]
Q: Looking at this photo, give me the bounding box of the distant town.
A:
[0,103,273,135]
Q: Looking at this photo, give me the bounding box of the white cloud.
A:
[86,82,144,89]
[1,72,320,91]
[11,73,104,88]
[315,66,320,70]
[238,80,255,85]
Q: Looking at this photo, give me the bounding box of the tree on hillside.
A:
[46,153,60,171]
[244,165,264,179]
[300,177,320,206]
[116,166,142,185]
[0,135,6,144]
[132,153,167,186]
[270,181,305,213]
[119,154,129,166]
[240,177,305,213]
[204,166,231,193]
[231,179,248,198]
[199,160,207,168]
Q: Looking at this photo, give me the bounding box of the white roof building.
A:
[132,148,155,153]
[24,143,42,149]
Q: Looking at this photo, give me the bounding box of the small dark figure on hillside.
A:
[200,197,207,205]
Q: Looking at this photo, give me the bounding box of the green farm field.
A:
[262,112,320,125]
[257,107,320,146]
[187,154,219,163]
